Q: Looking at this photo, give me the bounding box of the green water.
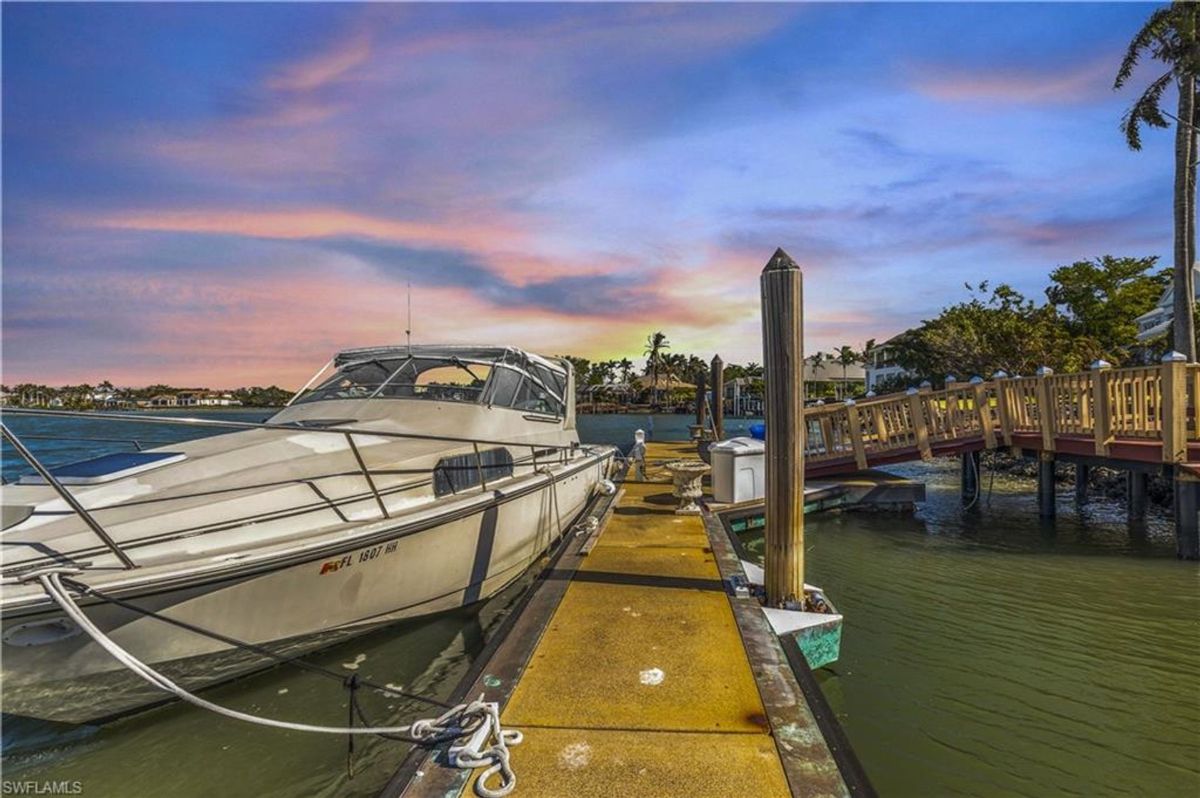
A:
[742,458,1200,797]
[3,413,1198,796]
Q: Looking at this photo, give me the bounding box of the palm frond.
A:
[1116,6,1174,89]
[1121,70,1174,150]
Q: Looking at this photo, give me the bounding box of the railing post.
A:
[992,370,1012,446]
[1091,359,1112,457]
[844,399,868,470]
[1036,366,1056,453]
[971,376,996,449]
[760,248,806,608]
[1162,351,1188,464]
[345,433,389,518]
[871,403,888,449]
[906,387,932,460]
[472,442,489,491]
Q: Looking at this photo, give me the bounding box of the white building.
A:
[1135,265,1200,343]
[864,336,913,391]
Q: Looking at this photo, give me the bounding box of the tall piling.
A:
[710,354,725,442]
[1037,451,1056,519]
[695,371,707,428]
[1075,463,1090,505]
[761,248,805,608]
[1128,471,1148,521]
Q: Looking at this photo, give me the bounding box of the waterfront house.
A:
[1135,264,1200,343]
[865,336,913,392]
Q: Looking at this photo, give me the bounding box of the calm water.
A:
[2,412,1198,797]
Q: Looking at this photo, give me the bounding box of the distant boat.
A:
[1,344,616,724]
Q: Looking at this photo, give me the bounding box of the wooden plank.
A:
[1162,355,1188,463]
[1092,364,1111,456]
[844,401,868,470]
[996,379,1014,446]
[1036,368,1056,452]
[973,383,996,449]
[907,390,932,460]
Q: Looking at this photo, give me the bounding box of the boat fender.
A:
[598,478,616,496]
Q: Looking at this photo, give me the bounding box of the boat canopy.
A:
[294,345,569,416]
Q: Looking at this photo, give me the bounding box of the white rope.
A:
[35,571,522,798]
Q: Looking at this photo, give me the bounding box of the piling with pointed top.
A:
[710,355,725,441]
[761,248,806,608]
[695,371,707,428]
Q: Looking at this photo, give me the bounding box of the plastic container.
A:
[709,436,766,503]
[748,422,766,440]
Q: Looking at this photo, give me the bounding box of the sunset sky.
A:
[2,2,1174,388]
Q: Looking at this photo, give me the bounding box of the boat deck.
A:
[393,439,852,798]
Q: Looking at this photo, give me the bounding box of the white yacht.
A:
[1,345,616,724]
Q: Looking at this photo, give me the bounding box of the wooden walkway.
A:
[396,440,851,798]
[802,361,1200,477]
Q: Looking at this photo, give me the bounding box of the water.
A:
[2,412,1198,796]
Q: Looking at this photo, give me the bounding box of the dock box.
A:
[710,437,765,503]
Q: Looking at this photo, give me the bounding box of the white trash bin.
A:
[709,437,765,503]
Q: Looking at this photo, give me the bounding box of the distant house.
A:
[197,392,242,407]
[865,336,913,392]
[1135,265,1200,343]
[145,393,178,407]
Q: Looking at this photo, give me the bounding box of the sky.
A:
[1,2,1177,388]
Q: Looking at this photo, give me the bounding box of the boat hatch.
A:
[17,451,186,486]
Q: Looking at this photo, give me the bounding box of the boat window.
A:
[296,357,491,405]
[433,448,514,496]
[511,376,561,416]
[485,366,523,407]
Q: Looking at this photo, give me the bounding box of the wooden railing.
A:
[800,358,1199,470]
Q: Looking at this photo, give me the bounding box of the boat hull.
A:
[2,452,610,724]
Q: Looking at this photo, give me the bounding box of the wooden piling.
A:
[760,248,805,608]
[710,355,725,441]
[695,371,708,428]
[1037,451,1056,519]
[1075,463,1089,505]
[1128,471,1148,521]
[1175,471,1199,560]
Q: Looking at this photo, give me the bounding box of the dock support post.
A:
[1075,463,1089,505]
[1128,471,1148,520]
[960,450,980,503]
[761,248,805,608]
[711,354,725,442]
[1038,451,1056,519]
[695,371,707,428]
[1175,471,1200,560]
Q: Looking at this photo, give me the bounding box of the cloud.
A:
[910,57,1116,106]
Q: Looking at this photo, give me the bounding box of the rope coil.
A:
[34,571,521,797]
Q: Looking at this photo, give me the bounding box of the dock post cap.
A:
[1036,366,1054,376]
[814,399,825,406]
[969,375,984,384]
[905,387,919,395]
[1090,359,1112,370]
[1162,350,1188,362]
[992,370,1009,379]
[844,398,856,406]
[919,380,933,389]
[945,374,957,384]
[865,390,877,397]
[762,247,801,273]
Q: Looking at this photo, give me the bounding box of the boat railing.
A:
[1,408,592,573]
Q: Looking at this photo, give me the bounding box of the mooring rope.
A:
[32,570,522,798]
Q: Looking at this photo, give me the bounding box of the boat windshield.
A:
[295,357,492,405]
[293,348,567,416]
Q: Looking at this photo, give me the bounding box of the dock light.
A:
[1090,359,1112,370]
[844,398,856,406]
[992,370,1008,379]
[906,387,919,395]
[919,380,932,390]
[1036,366,1054,377]
[814,399,825,406]
[865,390,876,397]
[1163,351,1188,362]
[945,374,957,384]
[969,375,984,384]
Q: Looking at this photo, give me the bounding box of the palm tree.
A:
[1116,2,1198,360]
[618,358,635,385]
[643,331,670,406]
[835,345,859,399]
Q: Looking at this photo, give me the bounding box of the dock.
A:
[388,439,867,798]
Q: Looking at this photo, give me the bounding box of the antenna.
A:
[406,281,412,355]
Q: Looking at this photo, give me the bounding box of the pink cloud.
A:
[266,32,373,92]
[911,57,1114,105]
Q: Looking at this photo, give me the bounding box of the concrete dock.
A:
[393,440,860,798]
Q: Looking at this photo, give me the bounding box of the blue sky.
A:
[1,2,1174,386]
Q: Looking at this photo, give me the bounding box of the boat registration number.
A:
[319,540,400,574]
